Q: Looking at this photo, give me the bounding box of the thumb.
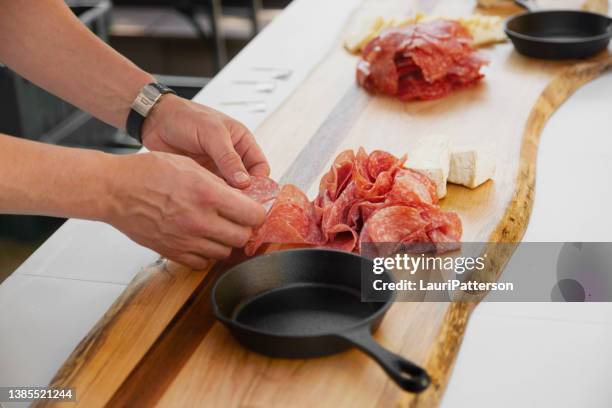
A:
[209,137,250,188]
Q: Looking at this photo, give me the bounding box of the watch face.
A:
[132,85,162,116]
[131,83,174,117]
[142,84,163,101]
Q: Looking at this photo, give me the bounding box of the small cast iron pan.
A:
[211,248,431,393]
[505,0,612,59]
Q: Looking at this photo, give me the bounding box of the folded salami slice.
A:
[359,204,462,254]
[244,185,324,256]
[316,149,355,204]
[241,175,280,204]
[353,148,406,199]
[386,169,438,206]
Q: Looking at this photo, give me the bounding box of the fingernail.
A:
[234,171,250,184]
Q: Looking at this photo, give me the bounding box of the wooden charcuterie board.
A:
[39,0,612,407]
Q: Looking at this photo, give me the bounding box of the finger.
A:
[173,253,210,270]
[191,238,232,260]
[199,215,252,248]
[215,187,266,227]
[206,132,251,188]
[235,133,271,177]
[248,162,271,177]
[164,259,191,273]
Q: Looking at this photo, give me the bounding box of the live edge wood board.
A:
[39,0,612,407]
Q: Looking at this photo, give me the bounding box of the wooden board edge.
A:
[34,260,212,408]
[39,261,164,389]
[103,261,230,407]
[398,52,612,408]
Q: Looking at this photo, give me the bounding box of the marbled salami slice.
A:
[359,204,461,254]
[354,148,405,199]
[241,175,280,204]
[359,205,430,255]
[386,168,438,205]
[316,149,355,204]
[245,185,324,255]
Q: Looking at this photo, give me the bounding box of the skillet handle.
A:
[513,0,537,11]
[337,327,431,393]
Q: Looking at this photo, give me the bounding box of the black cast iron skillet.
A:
[212,248,431,393]
[505,0,612,59]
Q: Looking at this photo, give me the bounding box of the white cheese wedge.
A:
[448,147,496,188]
[408,134,451,199]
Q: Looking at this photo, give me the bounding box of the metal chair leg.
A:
[249,0,262,36]
[177,0,227,72]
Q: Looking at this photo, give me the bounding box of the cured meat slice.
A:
[244,148,462,256]
[386,169,438,205]
[360,206,430,244]
[347,198,386,230]
[324,226,359,252]
[316,150,355,204]
[359,204,462,254]
[245,185,323,256]
[356,20,486,101]
[367,150,400,179]
[241,176,280,204]
[357,31,405,95]
[321,182,358,238]
[422,206,462,253]
[317,182,360,252]
[353,148,405,198]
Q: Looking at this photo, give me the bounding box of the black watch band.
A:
[126,82,176,143]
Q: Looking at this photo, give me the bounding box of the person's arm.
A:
[0,0,270,187]
[0,135,114,220]
[0,0,150,129]
[0,135,266,269]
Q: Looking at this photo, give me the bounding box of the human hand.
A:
[104,151,266,269]
[141,94,270,188]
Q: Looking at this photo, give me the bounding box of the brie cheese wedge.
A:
[448,147,495,188]
[408,134,451,199]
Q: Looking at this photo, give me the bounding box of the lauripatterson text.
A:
[373,279,514,292]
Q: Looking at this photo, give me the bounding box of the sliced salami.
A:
[240,175,280,204]
[357,20,487,101]
[245,184,323,256]
[244,148,462,256]
[386,169,438,205]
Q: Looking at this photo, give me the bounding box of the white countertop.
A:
[1,0,611,406]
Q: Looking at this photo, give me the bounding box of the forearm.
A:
[0,134,115,221]
[0,0,153,129]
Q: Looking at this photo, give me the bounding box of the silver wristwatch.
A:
[126,82,176,143]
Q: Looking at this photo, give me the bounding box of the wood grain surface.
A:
[38,0,611,407]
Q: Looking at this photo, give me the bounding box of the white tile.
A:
[0,275,125,388]
[442,311,612,408]
[15,219,157,285]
